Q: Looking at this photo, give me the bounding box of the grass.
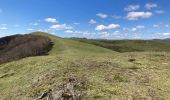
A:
[72,38,170,52]
[1,32,170,99]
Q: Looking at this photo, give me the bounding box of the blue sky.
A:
[0,0,170,39]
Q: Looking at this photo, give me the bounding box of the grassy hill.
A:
[1,32,170,99]
[72,38,170,52]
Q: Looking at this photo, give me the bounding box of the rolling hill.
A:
[1,32,170,100]
[72,38,170,52]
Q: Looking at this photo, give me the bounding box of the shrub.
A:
[0,34,53,64]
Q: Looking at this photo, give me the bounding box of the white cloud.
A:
[162,33,170,36]
[126,11,153,20]
[123,25,144,32]
[98,32,110,37]
[65,30,74,33]
[29,22,39,26]
[145,3,158,9]
[33,23,39,26]
[156,33,170,37]
[136,25,145,29]
[112,31,121,36]
[26,28,34,31]
[0,27,8,30]
[65,30,95,35]
[45,18,58,23]
[124,5,140,11]
[89,19,97,24]
[95,25,106,31]
[165,25,169,28]
[155,10,165,14]
[1,24,7,26]
[73,22,80,25]
[96,13,108,19]
[49,24,73,30]
[131,28,137,31]
[65,30,122,39]
[95,24,120,31]
[112,15,122,19]
[153,24,159,28]
[98,31,121,38]
[14,24,20,27]
[132,35,141,39]
[153,23,170,28]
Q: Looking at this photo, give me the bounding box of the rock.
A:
[38,92,48,99]
[128,58,136,62]
[62,92,73,98]
[37,77,86,100]
[38,89,52,99]
[51,90,63,100]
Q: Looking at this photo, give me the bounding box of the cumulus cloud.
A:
[65,30,122,38]
[153,23,169,28]
[126,11,153,20]
[45,18,58,23]
[156,33,170,37]
[14,24,20,27]
[98,31,121,38]
[145,3,158,9]
[95,24,120,31]
[112,15,122,19]
[162,33,170,36]
[0,27,8,30]
[136,25,145,29]
[89,19,97,24]
[124,5,140,11]
[26,28,34,31]
[123,25,145,32]
[65,30,74,33]
[0,24,8,30]
[96,13,108,19]
[98,32,110,37]
[165,25,169,28]
[49,24,73,30]
[33,23,39,26]
[73,22,80,25]
[153,24,159,28]
[65,30,95,35]
[111,31,121,36]
[155,10,165,14]
[131,28,137,31]
[29,22,39,26]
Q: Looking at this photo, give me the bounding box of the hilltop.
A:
[0,32,170,100]
[0,34,53,64]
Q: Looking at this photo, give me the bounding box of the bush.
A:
[0,34,53,64]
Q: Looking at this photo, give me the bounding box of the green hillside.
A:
[72,38,170,52]
[1,32,170,100]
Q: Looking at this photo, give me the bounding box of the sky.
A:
[0,0,170,39]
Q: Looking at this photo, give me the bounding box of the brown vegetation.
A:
[0,34,53,64]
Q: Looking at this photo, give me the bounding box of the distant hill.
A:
[0,34,53,64]
[72,38,170,52]
[162,38,170,42]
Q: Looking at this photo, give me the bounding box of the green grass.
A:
[1,32,170,99]
[72,38,170,52]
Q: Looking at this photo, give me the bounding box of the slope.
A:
[1,32,170,100]
[72,38,170,52]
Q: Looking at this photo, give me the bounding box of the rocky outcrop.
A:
[38,77,86,100]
